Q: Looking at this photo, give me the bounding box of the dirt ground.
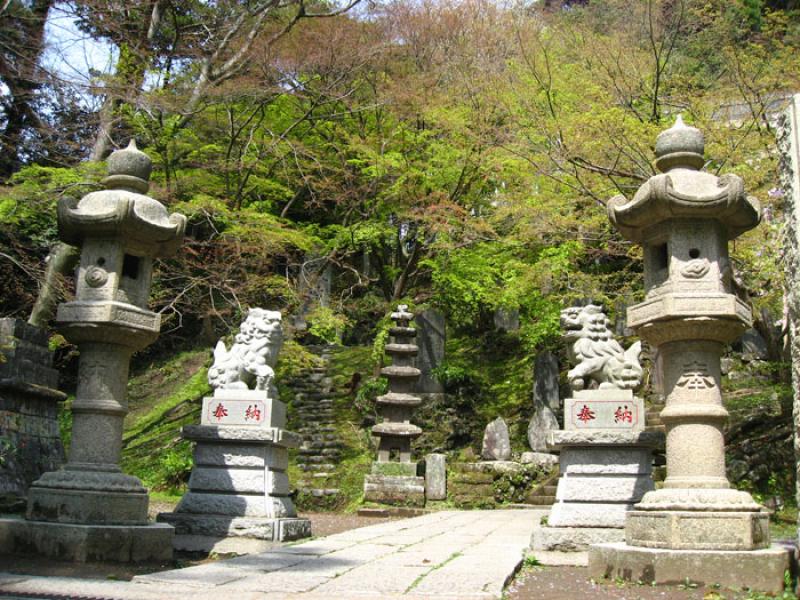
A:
[0,511,402,582]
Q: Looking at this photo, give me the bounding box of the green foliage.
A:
[0,163,103,243]
[154,442,194,492]
[58,397,73,452]
[0,436,13,467]
[122,351,210,491]
[493,465,549,504]
[306,306,350,344]
[354,376,387,415]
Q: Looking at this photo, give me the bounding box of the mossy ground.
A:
[121,349,211,491]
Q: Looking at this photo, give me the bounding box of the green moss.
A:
[371,462,418,476]
[121,349,211,492]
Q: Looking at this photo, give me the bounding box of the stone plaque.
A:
[564,391,644,431]
[201,390,286,428]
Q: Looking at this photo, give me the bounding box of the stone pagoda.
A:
[159,309,311,550]
[589,117,790,592]
[363,305,425,506]
[532,304,663,552]
[0,141,185,561]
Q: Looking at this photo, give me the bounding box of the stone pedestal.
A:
[532,423,663,552]
[158,389,311,550]
[0,319,65,501]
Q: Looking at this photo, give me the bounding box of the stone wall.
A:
[0,319,65,500]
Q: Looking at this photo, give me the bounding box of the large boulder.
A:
[481,417,511,461]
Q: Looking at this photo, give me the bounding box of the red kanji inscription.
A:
[614,405,633,424]
[576,404,596,423]
[245,404,262,422]
[212,403,228,421]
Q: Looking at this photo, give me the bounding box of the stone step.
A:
[292,401,335,409]
[298,463,337,471]
[294,410,335,418]
[299,441,343,449]
[299,488,341,497]
[526,495,556,505]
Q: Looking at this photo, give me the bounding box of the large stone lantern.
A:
[0,141,186,561]
[589,118,790,592]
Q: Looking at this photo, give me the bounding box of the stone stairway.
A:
[285,345,344,507]
[525,470,558,507]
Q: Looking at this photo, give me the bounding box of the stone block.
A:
[588,542,790,594]
[370,461,418,476]
[26,486,148,525]
[548,429,664,451]
[187,467,289,495]
[157,513,310,543]
[532,526,624,552]
[425,453,446,500]
[549,502,632,528]
[193,444,288,470]
[0,516,173,562]
[564,393,645,431]
[182,424,300,448]
[560,446,652,475]
[448,482,493,496]
[175,492,294,518]
[363,475,425,506]
[556,475,654,503]
[625,510,770,550]
[520,452,559,467]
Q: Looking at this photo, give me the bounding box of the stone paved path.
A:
[0,509,544,600]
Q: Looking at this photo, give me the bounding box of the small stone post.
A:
[0,141,185,562]
[589,117,790,592]
[363,305,425,506]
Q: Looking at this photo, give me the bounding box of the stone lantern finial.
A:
[655,114,705,172]
[103,139,152,194]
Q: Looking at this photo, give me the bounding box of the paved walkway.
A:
[0,509,544,600]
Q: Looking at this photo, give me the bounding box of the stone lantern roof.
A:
[58,141,186,257]
[607,116,760,242]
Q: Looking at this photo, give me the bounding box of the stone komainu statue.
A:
[561,304,643,391]
[207,308,283,393]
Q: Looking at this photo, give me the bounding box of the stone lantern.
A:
[363,305,425,506]
[589,118,790,592]
[0,141,186,561]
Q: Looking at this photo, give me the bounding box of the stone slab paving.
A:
[0,509,545,600]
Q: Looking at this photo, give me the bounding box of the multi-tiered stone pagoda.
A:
[363,305,425,506]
